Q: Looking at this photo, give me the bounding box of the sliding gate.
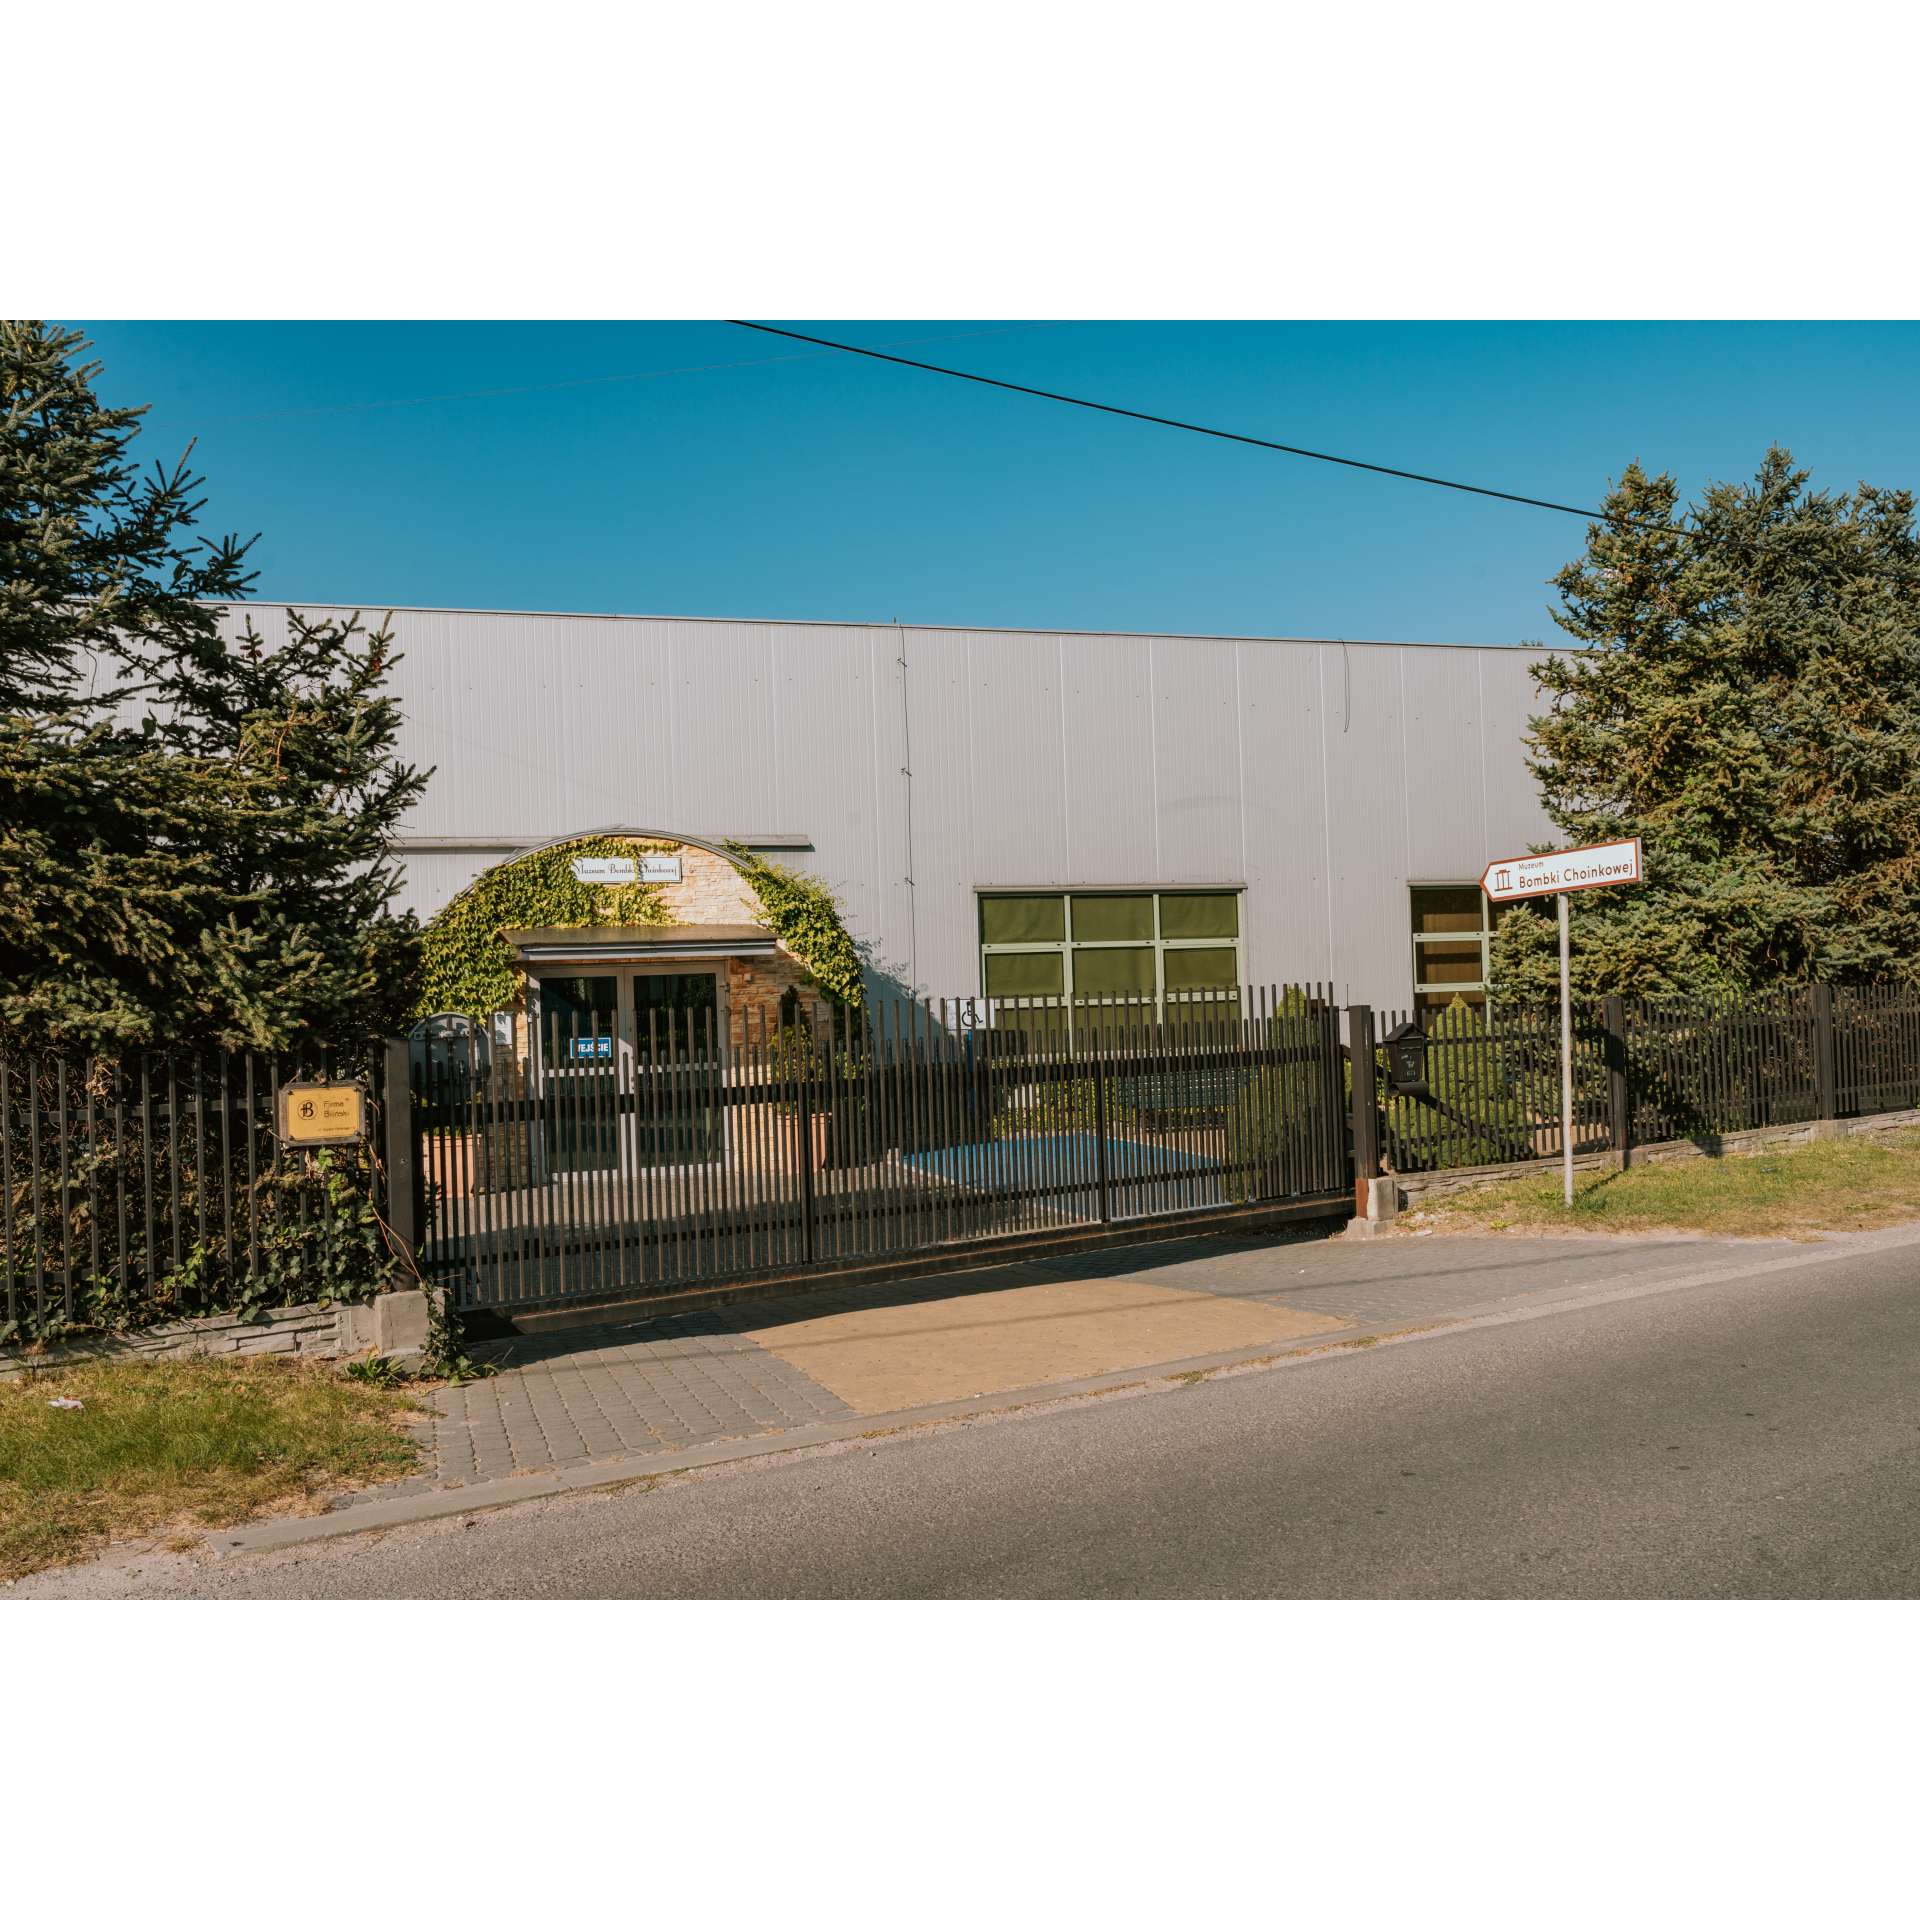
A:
[409,986,1350,1314]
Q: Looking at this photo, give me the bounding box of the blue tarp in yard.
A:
[902,1132,1225,1219]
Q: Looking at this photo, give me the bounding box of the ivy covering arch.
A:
[412,834,864,1019]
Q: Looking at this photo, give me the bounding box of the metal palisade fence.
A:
[1366,983,1920,1175]
[1,1044,404,1342]
[407,986,1348,1313]
[9,979,1920,1342]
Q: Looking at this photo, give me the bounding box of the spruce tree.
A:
[1492,449,1920,1000]
[1,321,255,715]
[0,321,428,1051]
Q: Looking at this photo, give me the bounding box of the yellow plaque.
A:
[278,1081,366,1145]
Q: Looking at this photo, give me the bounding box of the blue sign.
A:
[569,1036,614,1059]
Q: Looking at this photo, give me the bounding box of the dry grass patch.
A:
[0,1353,429,1580]
[1398,1129,1920,1242]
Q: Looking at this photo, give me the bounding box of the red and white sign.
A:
[1481,837,1643,900]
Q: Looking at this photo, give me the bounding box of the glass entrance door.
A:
[531,968,724,1172]
[631,972,722,1167]
[536,973,626,1173]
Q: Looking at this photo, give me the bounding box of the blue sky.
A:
[75,320,1920,647]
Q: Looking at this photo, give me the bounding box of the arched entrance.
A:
[506,922,783,1174]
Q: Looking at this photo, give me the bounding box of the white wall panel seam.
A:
[1398,647,1414,893]
[1316,646,1337,989]
[1478,651,1492,859]
[867,626,887,986]
[1393,648,1412,1015]
[1233,643,1249,972]
[964,631,979,995]
[890,622,913,993]
[1149,633,1162,880]
[1057,629,1071,884]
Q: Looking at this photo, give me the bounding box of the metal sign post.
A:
[1559,890,1573,1207]
[1480,838,1644,1210]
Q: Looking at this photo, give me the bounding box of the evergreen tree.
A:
[1491,449,1920,1000]
[1,321,256,716]
[0,321,427,1051]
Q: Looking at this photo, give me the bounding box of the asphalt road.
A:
[59,1238,1920,1598]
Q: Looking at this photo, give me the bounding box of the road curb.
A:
[198,1218,1920,1559]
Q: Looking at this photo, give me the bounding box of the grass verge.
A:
[1398,1129,1920,1241]
[0,1354,429,1581]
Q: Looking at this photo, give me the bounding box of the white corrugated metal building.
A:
[226,604,1557,1020]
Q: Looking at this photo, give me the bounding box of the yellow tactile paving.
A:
[739,1278,1353,1414]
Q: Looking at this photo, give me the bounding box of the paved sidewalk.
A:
[340,1312,854,1508]
[352,1221,1814,1507]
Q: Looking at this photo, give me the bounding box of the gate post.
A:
[1348,1004,1379,1209]
[382,1038,421,1285]
[796,1016,817,1265]
[1091,1015,1112,1225]
[1604,995,1629,1168]
[1316,997,1344,1193]
[1813,982,1837,1125]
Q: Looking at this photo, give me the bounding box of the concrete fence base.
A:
[0,1288,433,1379]
[1373,1106,1920,1220]
[337,1290,432,1371]
[1343,1177,1403,1240]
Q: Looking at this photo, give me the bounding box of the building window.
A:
[978,892,1242,1002]
[1410,886,1515,1021]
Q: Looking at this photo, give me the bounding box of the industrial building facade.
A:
[224,604,1558,1021]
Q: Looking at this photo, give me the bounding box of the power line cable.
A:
[142,324,1073,432]
[726,319,1703,538]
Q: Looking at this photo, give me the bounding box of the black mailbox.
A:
[1382,1019,1429,1094]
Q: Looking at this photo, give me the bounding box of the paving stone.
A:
[413,1308,854,1491]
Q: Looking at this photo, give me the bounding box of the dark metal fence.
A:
[1373,998,1612,1173]
[1,1044,400,1340]
[1835,984,1920,1117]
[1363,982,1920,1177]
[412,986,1349,1314]
[13,977,1920,1342]
[1621,990,1823,1144]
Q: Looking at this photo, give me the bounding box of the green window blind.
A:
[1070,894,1153,941]
[1164,946,1237,990]
[980,895,1065,944]
[984,950,1065,997]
